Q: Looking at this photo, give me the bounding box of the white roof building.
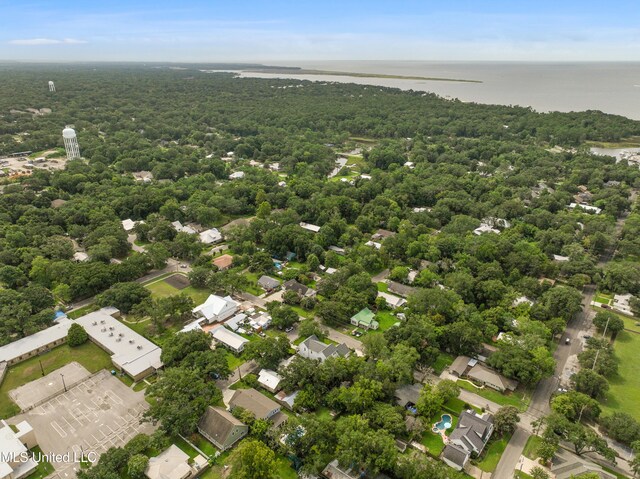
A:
[553,254,570,262]
[145,444,192,479]
[211,326,249,353]
[568,203,602,214]
[225,313,247,332]
[0,420,38,479]
[121,218,138,232]
[299,222,321,233]
[377,291,407,309]
[193,294,239,323]
[0,319,73,365]
[76,309,163,380]
[171,221,197,235]
[365,240,382,249]
[512,296,534,307]
[229,171,245,179]
[179,318,206,333]
[73,251,89,262]
[473,224,500,235]
[249,313,272,331]
[199,228,223,244]
[257,369,283,393]
[613,293,633,315]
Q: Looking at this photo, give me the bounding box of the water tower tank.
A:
[62,127,76,139]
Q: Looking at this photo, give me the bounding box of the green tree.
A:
[228,439,276,479]
[493,406,520,436]
[96,282,150,313]
[570,369,609,400]
[126,454,148,479]
[67,323,89,347]
[244,335,291,370]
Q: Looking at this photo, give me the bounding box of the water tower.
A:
[62,127,80,160]
[48,81,55,92]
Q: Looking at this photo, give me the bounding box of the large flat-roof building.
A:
[76,309,163,381]
[0,319,73,366]
[0,419,38,479]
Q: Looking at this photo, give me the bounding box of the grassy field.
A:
[522,434,543,460]
[375,311,400,331]
[458,381,529,411]
[145,276,210,304]
[225,351,247,370]
[475,435,510,472]
[67,303,99,319]
[594,292,613,304]
[600,329,640,420]
[0,342,112,418]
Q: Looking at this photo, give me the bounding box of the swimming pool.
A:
[432,414,453,433]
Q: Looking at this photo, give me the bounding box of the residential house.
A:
[171,221,197,235]
[275,390,299,411]
[365,240,382,249]
[386,281,417,298]
[372,229,395,240]
[257,369,282,393]
[121,218,138,232]
[449,355,473,377]
[224,314,247,332]
[321,459,361,479]
[568,202,602,214]
[442,411,494,471]
[473,224,500,235]
[248,313,271,331]
[299,222,321,233]
[73,251,89,262]
[550,448,616,479]
[229,171,245,179]
[145,444,192,479]
[192,294,238,323]
[350,308,379,330]
[394,383,422,408]
[297,335,350,362]
[212,254,233,270]
[467,363,518,392]
[198,406,248,452]
[377,291,406,309]
[612,293,633,315]
[283,279,316,298]
[0,419,38,479]
[328,245,346,255]
[229,388,287,427]
[512,296,534,307]
[199,228,223,244]
[257,276,280,292]
[553,254,570,262]
[210,326,249,354]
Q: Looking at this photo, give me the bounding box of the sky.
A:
[0,0,639,62]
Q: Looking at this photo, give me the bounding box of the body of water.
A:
[237,61,640,120]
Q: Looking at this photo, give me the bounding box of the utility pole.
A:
[60,373,67,392]
[237,366,242,381]
[39,360,45,377]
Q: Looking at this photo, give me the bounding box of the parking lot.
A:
[11,370,155,478]
[9,362,91,411]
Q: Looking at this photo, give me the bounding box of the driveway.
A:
[326,326,363,353]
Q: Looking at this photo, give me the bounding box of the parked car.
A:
[583,335,591,340]
[285,326,294,333]
[565,337,570,345]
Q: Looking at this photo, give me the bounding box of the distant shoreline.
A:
[243,67,482,84]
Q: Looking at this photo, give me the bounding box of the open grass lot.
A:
[600,329,640,420]
[145,275,210,305]
[240,270,263,296]
[225,351,247,370]
[475,435,510,472]
[199,452,295,479]
[67,303,99,319]
[0,342,112,418]
[618,312,640,333]
[594,292,613,304]
[377,282,389,292]
[514,471,533,479]
[458,381,530,411]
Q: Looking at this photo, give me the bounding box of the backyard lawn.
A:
[0,342,112,418]
[475,435,510,472]
[421,412,459,457]
[145,275,210,305]
[432,353,455,375]
[594,291,613,305]
[458,381,529,411]
[225,351,247,371]
[600,329,640,420]
[375,311,400,331]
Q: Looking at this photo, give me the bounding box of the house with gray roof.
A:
[386,281,417,298]
[297,335,350,362]
[442,411,494,471]
[394,383,422,408]
[283,279,316,298]
[467,363,518,392]
[229,388,287,427]
[198,406,248,451]
[257,275,280,292]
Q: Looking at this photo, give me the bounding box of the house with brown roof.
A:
[386,281,417,298]
[212,254,233,270]
[198,406,248,451]
[467,364,518,392]
[229,388,287,427]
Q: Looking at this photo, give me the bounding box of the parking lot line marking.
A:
[51,421,67,438]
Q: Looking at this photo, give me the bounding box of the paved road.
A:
[238,291,267,308]
[493,189,638,479]
[494,428,529,479]
[326,326,364,353]
[216,359,259,390]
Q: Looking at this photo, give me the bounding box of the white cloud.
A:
[9,38,87,45]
